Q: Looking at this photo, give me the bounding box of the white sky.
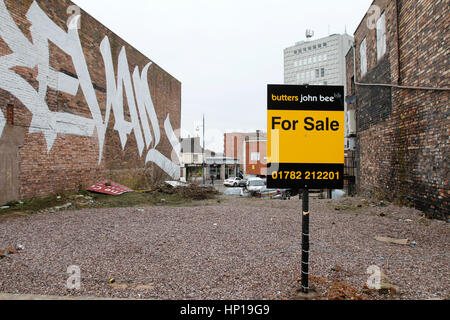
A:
[73,0,373,152]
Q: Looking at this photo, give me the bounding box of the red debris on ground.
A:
[296,275,369,300]
[0,248,18,258]
[87,180,134,196]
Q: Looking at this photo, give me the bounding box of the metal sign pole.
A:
[202,114,206,185]
[301,188,310,294]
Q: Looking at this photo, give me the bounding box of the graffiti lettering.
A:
[0,1,180,179]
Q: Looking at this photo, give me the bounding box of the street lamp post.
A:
[202,114,206,185]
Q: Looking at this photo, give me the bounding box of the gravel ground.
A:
[0,196,448,300]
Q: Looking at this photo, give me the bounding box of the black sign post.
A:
[301,188,309,294]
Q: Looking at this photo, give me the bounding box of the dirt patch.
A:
[294,272,401,300]
[0,184,218,220]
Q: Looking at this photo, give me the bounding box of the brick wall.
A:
[0,0,181,203]
[347,0,449,219]
[224,132,266,164]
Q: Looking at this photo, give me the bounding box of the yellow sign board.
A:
[267,85,345,189]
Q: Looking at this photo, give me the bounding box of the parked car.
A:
[257,187,281,199]
[223,177,242,187]
[246,178,266,195]
[238,179,248,188]
[223,187,248,197]
[256,187,299,200]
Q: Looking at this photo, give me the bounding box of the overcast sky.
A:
[73,0,373,152]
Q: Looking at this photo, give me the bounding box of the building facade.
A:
[284,33,354,148]
[244,138,267,177]
[284,33,354,87]
[180,137,204,166]
[0,0,182,204]
[205,156,239,181]
[224,131,267,176]
[346,0,448,219]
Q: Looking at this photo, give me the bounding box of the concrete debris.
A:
[41,203,73,214]
[110,283,128,290]
[134,283,155,291]
[374,236,409,245]
[53,203,72,211]
[165,181,189,188]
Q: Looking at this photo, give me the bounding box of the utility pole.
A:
[202,114,206,185]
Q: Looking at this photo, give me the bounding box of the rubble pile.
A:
[153,183,218,201]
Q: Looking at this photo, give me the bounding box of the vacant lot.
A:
[0,195,448,300]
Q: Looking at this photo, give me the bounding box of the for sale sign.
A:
[267,85,345,189]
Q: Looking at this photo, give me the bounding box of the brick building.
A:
[224,131,267,176]
[0,0,181,204]
[346,0,449,218]
[244,138,267,177]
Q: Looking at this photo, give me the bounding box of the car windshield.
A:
[249,180,265,186]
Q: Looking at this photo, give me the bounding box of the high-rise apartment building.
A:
[284,33,353,86]
[284,33,354,146]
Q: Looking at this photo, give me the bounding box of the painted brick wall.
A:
[0,0,181,203]
[347,0,449,219]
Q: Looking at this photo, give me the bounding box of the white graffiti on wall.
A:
[0,1,180,179]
